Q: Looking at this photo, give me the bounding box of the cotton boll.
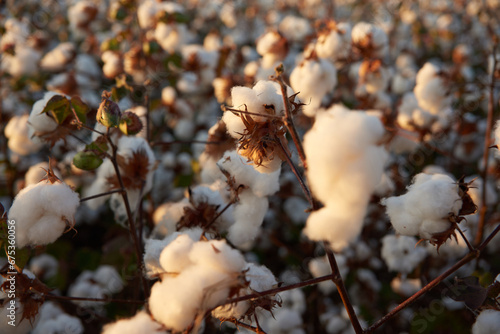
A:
[381,235,427,273]
[152,199,191,238]
[414,62,452,116]
[28,92,62,139]
[279,16,312,42]
[390,277,422,297]
[25,162,62,186]
[93,265,124,294]
[174,118,196,141]
[1,45,41,78]
[283,196,310,225]
[289,58,337,117]
[155,23,190,54]
[190,239,246,273]
[397,92,433,130]
[218,150,281,197]
[309,255,348,294]
[383,173,462,240]
[144,238,172,278]
[8,181,80,248]
[40,42,76,72]
[102,311,167,334]
[102,51,123,79]
[227,191,268,247]
[351,22,388,58]
[315,22,351,62]
[28,254,59,280]
[4,115,42,155]
[32,313,84,334]
[472,309,500,334]
[159,234,196,273]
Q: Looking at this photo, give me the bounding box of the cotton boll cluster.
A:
[289,56,337,117]
[68,265,123,310]
[381,235,427,273]
[4,115,42,155]
[8,179,80,248]
[303,105,388,251]
[472,309,500,334]
[315,21,352,63]
[382,173,462,241]
[149,237,277,332]
[223,80,293,173]
[102,311,167,334]
[32,301,83,334]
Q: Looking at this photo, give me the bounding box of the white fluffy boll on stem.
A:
[382,173,462,240]
[303,104,388,251]
[8,181,80,248]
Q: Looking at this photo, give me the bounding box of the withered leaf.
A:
[446,276,488,310]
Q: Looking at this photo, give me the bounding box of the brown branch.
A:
[106,129,150,298]
[324,244,364,334]
[475,45,498,245]
[79,188,124,202]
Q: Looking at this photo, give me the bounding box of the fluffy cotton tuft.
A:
[315,22,351,62]
[290,58,337,117]
[102,311,167,334]
[382,173,462,240]
[8,181,80,248]
[303,105,388,250]
[472,309,500,334]
[414,62,452,121]
[381,235,427,273]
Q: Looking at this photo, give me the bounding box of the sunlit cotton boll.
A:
[303,105,388,251]
[289,57,337,117]
[8,181,80,248]
[102,311,167,334]
[382,173,462,240]
[4,115,42,155]
[414,62,452,116]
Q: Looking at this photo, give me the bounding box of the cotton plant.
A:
[303,104,389,251]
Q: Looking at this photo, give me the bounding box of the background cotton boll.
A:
[279,15,312,42]
[8,181,80,248]
[289,58,337,117]
[28,254,59,281]
[309,255,348,294]
[267,308,305,334]
[283,196,310,225]
[40,42,76,72]
[137,0,160,29]
[414,62,452,115]
[102,311,167,334]
[315,22,352,62]
[381,235,427,273]
[159,234,196,273]
[4,115,42,155]
[173,118,196,141]
[351,22,388,58]
[155,23,190,53]
[390,277,422,297]
[101,51,123,79]
[93,265,124,294]
[472,309,500,334]
[32,313,84,334]
[1,45,41,78]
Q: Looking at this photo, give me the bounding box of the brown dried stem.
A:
[45,293,145,305]
[475,45,498,245]
[79,188,124,202]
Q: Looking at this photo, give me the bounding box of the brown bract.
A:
[107,148,151,190]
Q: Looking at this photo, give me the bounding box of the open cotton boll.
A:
[227,191,269,247]
[289,58,337,117]
[159,234,196,273]
[315,22,351,62]
[381,235,427,273]
[102,311,167,334]
[397,92,433,130]
[152,199,191,238]
[218,150,281,197]
[1,45,41,78]
[25,162,62,186]
[303,105,388,250]
[4,115,42,155]
[189,239,246,274]
[279,15,312,42]
[155,23,190,54]
[472,309,500,334]
[8,181,80,248]
[414,62,452,116]
[383,173,462,240]
[351,22,388,58]
[28,254,59,281]
[32,313,83,334]
[93,265,124,294]
[28,92,61,138]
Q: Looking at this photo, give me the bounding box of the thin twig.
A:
[151,140,222,147]
[222,105,283,119]
[475,45,498,245]
[79,188,124,202]
[203,200,235,233]
[271,66,308,169]
[105,129,150,298]
[455,225,474,252]
[324,244,364,334]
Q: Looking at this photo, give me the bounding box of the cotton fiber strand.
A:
[8,181,80,248]
[303,105,388,250]
[382,173,462,240]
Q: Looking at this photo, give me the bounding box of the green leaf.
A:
[41,95,71,124]
[70,96,89,124]
[86,136,109,157]
[73,151,104,171]
[14,247,31,272]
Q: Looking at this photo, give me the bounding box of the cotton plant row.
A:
[1,0,500,334]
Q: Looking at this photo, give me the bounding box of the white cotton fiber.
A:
[381,235,427,273]
[159,234,195,273]
[472,309,500,334]
[414,62,452,116]
[290,58,337,117]
[303,104,388,250]
[315,22,351,62]
[5,115,42,155]
[189,239,246,273]
[8,181,80,248]
[383,173,462,240]
[28,92,61,138]
[102,311,166,334]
